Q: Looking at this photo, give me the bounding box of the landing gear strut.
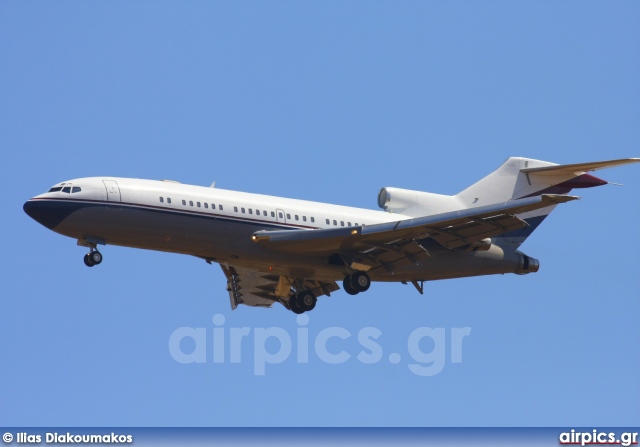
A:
[343,271,371,295]
[83,249,103,267]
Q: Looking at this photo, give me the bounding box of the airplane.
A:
[23,156,639,314]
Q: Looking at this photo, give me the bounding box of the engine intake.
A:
[467,238,492,252]
[377,187,462,216]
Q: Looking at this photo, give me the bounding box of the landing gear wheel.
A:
[83,253,95,267]
[352,271,371,293]
[83,250,103,267]
[289,296,305,314]
[343,276,359,295]
[89,251,103,265]
[296,291,317,312]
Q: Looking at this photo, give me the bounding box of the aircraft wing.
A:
[251,194,579,260]
[220,264,339,310]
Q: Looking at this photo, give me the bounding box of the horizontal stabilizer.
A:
[521,158,640,176]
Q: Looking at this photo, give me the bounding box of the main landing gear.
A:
[83,249,103,267]
[343,271,371,295]
[288,290,317,314]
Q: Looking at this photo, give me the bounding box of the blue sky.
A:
[1,1,638,427]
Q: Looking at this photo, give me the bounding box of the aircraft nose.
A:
[23,199,70,230]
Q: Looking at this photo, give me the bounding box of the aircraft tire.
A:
[342,275,358,295]
[90,251,103,265]
[343,276,359,295]
[83,253,95,267]
[297,291,317,312]
[289,296,305,314]
[352,271,371,293]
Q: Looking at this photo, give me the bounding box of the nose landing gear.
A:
[83,249,103,267]
[78,237,105,268]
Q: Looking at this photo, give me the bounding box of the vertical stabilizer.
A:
[455,157,638,249]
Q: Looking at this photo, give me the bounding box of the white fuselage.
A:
[26,177,400,278]
[24,176,525,283]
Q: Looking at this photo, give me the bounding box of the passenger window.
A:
[303,216,307,222]
[333,220,337,226]
[62,187,71,193]
[355,223,358,226]
[287,213,291,219]
[241,208,245,213]
[256,209,260,215]
[182,200,186,205]
[160,197,164,203]
[197,202,201,207]
[219,205,223,210]
[189,201,193,206]
[279,212,283,218]
[72,187,81,193]
[341,221,344,226]
[167,198,171,204]
[234,206,238,212]
[326,219,330,225]
[263,211,267,216]
[248,209,253,214]
[211,204,215,210]
[295,215,299,220]
[204,203,208,209]
[311,217,315,223]
[271,211,275,217]
[348,222,351,226]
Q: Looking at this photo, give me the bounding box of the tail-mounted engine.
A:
[515,252,540,274]
[377,187,461,217]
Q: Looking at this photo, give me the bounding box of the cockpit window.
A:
[48,184,81,193]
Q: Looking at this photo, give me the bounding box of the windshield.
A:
[47,183,81,194]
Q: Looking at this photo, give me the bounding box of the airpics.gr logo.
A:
[559,430,638,447]
[168,314,471,376]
